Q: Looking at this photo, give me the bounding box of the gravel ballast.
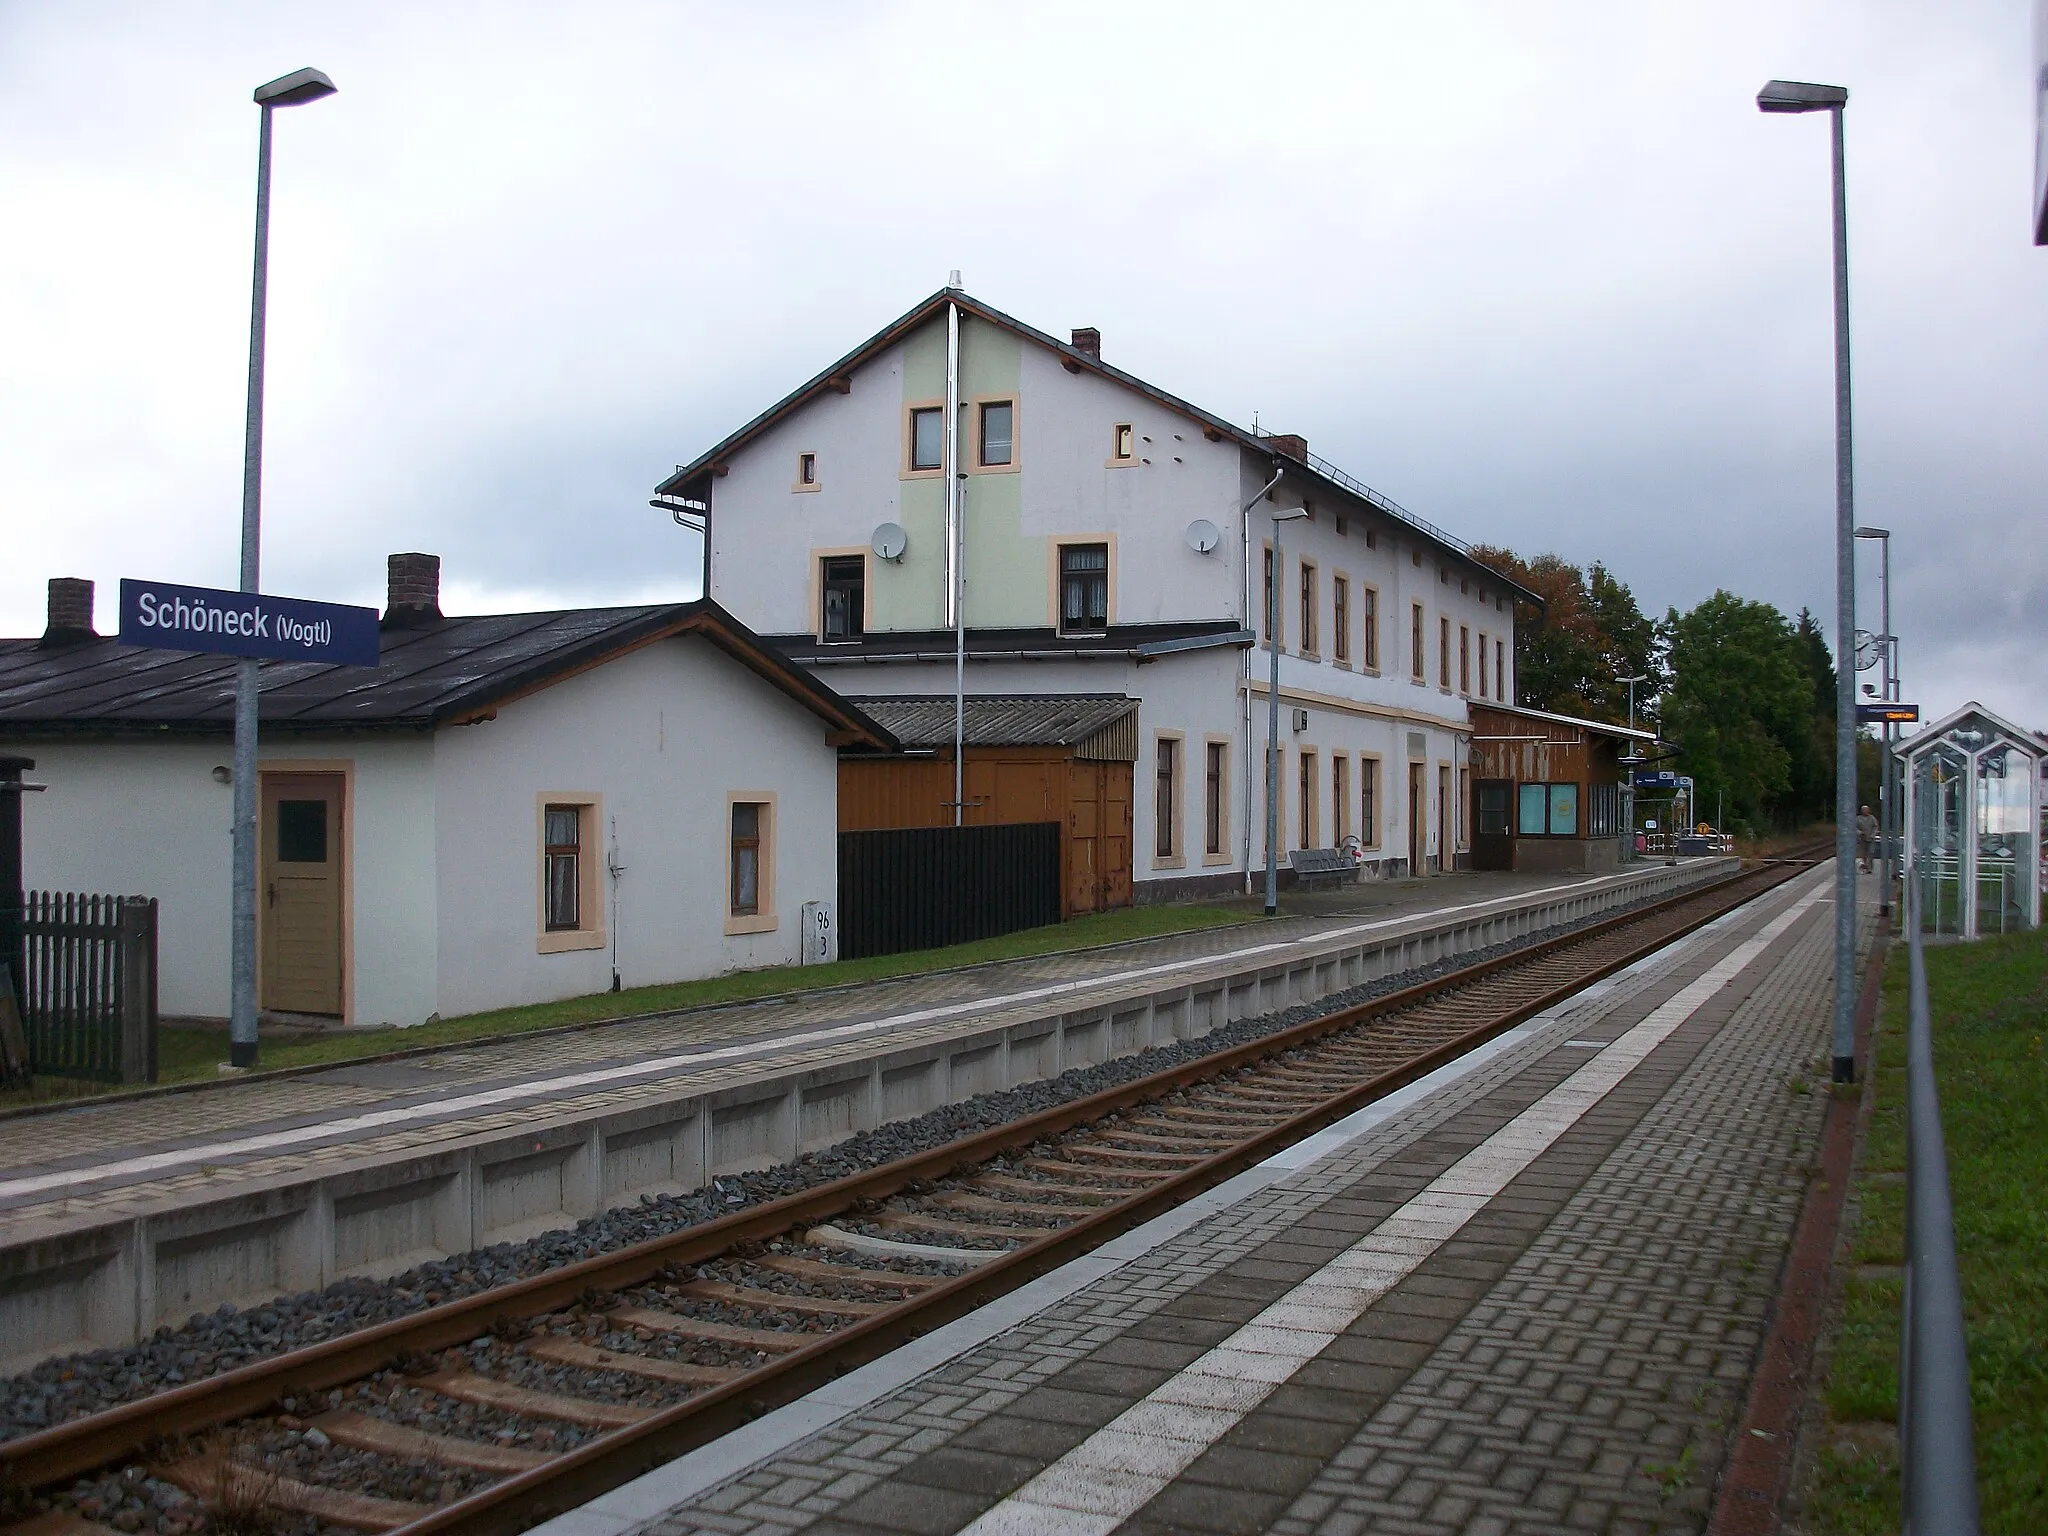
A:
[0,891,1675,1447]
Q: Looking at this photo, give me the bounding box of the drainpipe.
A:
[945,279,964,826]
[1239,460,1286,894]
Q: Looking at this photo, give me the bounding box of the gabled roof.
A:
[655,287,1540,606]
[1895,700,2048,759]
[0,599,895,748]
[849,694,1136,749]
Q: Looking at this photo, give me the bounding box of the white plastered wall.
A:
[10,735,438,1026]
[429,634,841,1019]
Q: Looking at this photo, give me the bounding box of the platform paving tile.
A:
[633,876,1808,1536]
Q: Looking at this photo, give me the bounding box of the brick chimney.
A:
[40,578,96,646]
[383,553,443,627]
[1070,327,1101,360]
[1261,432,1308,461]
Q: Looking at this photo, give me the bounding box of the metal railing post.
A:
[1899,879,1981,1535]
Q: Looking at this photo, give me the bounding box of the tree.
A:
[1787,608,1837,823]
[1467,546,1659,723]
[1660,592,1817,832]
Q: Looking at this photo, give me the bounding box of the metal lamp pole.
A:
[1760,77,1859,1084]
[1264,507,1310,916]
[229,67,336,1069]
[1856,526,1893,914]
[1618,672,1648,863]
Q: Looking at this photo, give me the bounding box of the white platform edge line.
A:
[526,866,1821,1536]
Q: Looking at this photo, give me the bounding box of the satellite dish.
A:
[1184,518,1220,554]
[871,522,908,561]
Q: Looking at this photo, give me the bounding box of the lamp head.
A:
[1853,526,1889,540]
[1270,507,1311,525]
[254,68,337,108]
[1758,79,1847,113]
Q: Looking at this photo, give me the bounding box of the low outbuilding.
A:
[1466,702,1652,874]
[0,558,893,1028]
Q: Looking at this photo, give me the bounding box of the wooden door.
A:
[1064,762,1134,915]
[261,773,344,1015]
[1100,762,1132,909]
[1473,779,1514,871]
[1438,765,1452,874]
[1407,762,1425,875]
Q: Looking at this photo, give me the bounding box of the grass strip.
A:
[1805,923,2048,1534]
[1,904,1243,1109]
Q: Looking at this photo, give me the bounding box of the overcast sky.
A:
[4,1,2042,730]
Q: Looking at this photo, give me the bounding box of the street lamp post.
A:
[1759,77,1859,1084]
[1617,673,1648,863]
[229,67,336,1069]
[1264,506,1311,916]
[1856,525,1894,915]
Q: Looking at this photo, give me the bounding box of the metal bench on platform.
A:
[1289,847,1356,889]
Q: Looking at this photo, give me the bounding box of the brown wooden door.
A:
[261,773,344,1015]
[1407,761,1425,875]
[1100,762,1132,909]
[1064,761,1134,915]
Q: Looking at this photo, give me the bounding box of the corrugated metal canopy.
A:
[849,694,1137,750]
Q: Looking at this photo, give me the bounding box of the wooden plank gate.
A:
[19,892,159,1083]
[838,822,1061,960]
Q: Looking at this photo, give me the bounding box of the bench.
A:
[1289,847,1356,890]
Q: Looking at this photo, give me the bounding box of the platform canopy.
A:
[1896,702,2048,938]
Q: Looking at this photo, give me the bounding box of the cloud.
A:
[1,0,2041,731]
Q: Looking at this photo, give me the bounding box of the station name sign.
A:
[1856,702,1919,724]
[1633,769,1680,789]
[118,578,380,667]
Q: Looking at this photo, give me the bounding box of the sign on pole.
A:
[1857,702,1920,725]
[117,579,379,667]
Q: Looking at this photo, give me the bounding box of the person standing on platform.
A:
[1855,804,1878,872]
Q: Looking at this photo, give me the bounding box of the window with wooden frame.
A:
[1517,782,1580,837]
[1410,603,1425,681]
[1332,576,1350,664]
[820,555,865,642]
[536,794,603,953]
[1359,756,1380,848]
[1297,750,1316,849]
[1111,423,1135,463]
[1496,639,1506,702]
[1298,561,1318,656]
[1153,735,1181,863]
[1360,585,1379,671]
[1478,631,1489,697]
[725,795,777,934]
[1332,754,1350,844]
[1058,542,1110,634]
[543,805,582,931]
[1204,739,1228,858]
[794,451,819,490]
[908,406,943,471]
[1439,615,1452,688]
[978,399,1015,467]
[1459,625,1471,694]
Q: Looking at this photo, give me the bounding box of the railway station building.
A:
[0,562,893,1029]
[655,286,1538,902]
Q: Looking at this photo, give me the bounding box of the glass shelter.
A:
[1897,703,2047,939]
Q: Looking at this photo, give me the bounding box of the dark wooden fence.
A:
[838,822,1061,960]
[20,893,159,1083]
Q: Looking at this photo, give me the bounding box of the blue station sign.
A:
[1633,769,1680,790]
[118,578,380,667]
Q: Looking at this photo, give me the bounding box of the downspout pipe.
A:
[946,288,964,827]
[1239,460,1286,894]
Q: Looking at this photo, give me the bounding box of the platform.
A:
[0,859,1731,1368]
[543,860,1863,1536]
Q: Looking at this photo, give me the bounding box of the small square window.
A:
[1365,529,1378,550]
[1112,423,1134,461]
[797,451,817,486]
[979,401,1014,466]
[909,407,942,471]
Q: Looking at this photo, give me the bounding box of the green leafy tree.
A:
[1660,592,1818,832]
[1788,607,1838,823]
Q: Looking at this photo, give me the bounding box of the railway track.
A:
[0,854,1823,1536]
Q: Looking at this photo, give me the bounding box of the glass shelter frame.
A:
[1897,702,2046,940]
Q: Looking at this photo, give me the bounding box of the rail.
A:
[1297,448,1473,556]
[1899,881,1981,1534]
